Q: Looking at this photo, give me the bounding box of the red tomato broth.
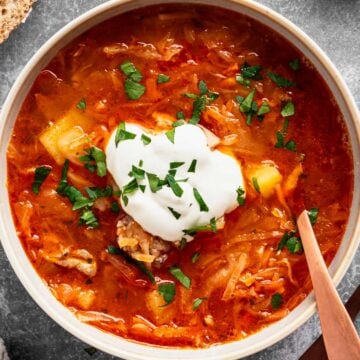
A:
[7,5,353,347]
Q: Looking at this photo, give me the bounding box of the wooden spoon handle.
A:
[297,210,360,360]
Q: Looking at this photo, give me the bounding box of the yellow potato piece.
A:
[251,165,282,198]
[39,109,94,165]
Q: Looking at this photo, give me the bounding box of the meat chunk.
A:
[116,215,171,266]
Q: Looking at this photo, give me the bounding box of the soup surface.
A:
[7,5,353,347]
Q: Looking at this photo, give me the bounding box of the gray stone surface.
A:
[0,0,359,359]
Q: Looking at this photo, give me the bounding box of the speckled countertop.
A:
[0,1,359,359]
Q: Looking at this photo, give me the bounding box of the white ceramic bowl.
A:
[0,1,359,359]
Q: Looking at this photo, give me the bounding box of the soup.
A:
[7,5,353,348]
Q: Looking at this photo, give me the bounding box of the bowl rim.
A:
[0,0,359,359]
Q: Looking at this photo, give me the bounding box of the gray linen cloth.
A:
[0,338,9,360]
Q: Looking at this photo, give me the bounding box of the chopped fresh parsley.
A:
[56,159,70,195]
[176,111,185,120]
[240,89,256,113]
[277,231,302,253]
[241,63,263,80]
[125,79,145,100]
[122,178,138,195]
[198,80,208,95]
[183,80,219,125]
[141,133,151,145]
[72,197,94,211]
[289,58,300,71]
[268,72,296,87]
[115,122,137,147]
[238,89,259,125]
[110,201,120,213]
[184,223,214,236]
[168,207,181,219]
[166,174,183,197]
[169,266,191,288]
[286,236,303,253]
[191,252,200,263]
[275,131,297,152]
[193,188,209,212]
[271,293,283,309]
[308,208,319,225]
[79,209,99,228]
[210,217,217,233]
[188,159,197,173]
[139,185,146,193]
[277,231,293,250]
[157,74,170,84]
[172,119,185,127]
[281,101,295,117]
[165,128,175,143]
[170,161,184,169]
[76,98,86,110]
[257,100,270,119]
[158,283,176,306]
[120,61,145,100]
[32,165,52,195]
[252,177,260,193]
[86,186,113,199]
[120,61,137,76]
[79,147,107,177]
[193,297,207,310]
[147,172,161,193]
[129,165,145,180]
[107,245,122,255]
[235,74,250,87]
[236,186,245,206]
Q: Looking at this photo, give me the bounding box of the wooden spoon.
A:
[297,210,360,360]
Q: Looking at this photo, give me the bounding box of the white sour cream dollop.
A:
[106,123,244,242]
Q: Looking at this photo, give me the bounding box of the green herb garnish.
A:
[168,207,181,219]
[76,98,86,110]
[191,252,200,263]
[268,72,296,87]
[257,101,270,118]
[115,122,137,147]
[170,161,185,169]
[169,266,191,288]
[275,131,296,152]
[147,172,161,193]
[79,209,99,228]
[107,245,122,255]
[79,147,107,177]
[32,165,52,195]
[157,74,170,84]
[271,293,283,309]
[236,186,245,206]
[289,58,300,71]
[176,111,185,120]
[166,174,183,197]
[198,80,208,95]
[165,128,175,143]
[210,217,217,233]
[188,159,197,173]
[129,165,145,180]
[122,178,138,194]
[286,236,303,253]
[110,201,120,213]
[158,283,176,306]
[125,79,145,100]
[252,177,260,193]
[308,208,319,225]
[141,133,151,145]
[281,101,295,117]
[120,61,145,100]
[193,297,207,310]
[193,188,209,212]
